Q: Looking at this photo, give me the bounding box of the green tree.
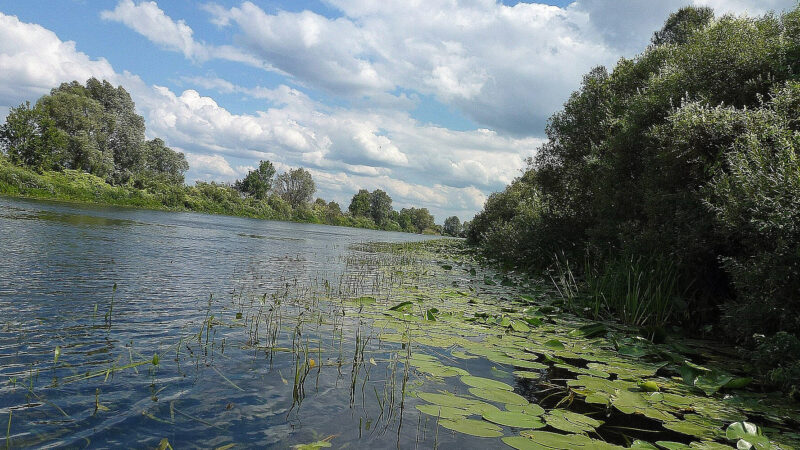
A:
[651,6,714,46]
[235,160,276,199]
[274,167,315,208]
[349,189,371,217]
[0,101,65,170]
[140,138,188,185]
[369,189,393,227]
[443,216,461,236]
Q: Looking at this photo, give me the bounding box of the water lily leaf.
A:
[695,372,735,396]
[351,296,376,306]
[415,404,469,419]
[506,403,545,416]
[618,345,650,358]
[483,410,546,428]
[568,323,608,338]
[452,350,478,360]
[654,441,691,450]
[418,392,500,415]
[426,308,438,321]
[631,441,660,449]
[470,268,477,276]
[511,321,531,333]
[637,380,660,392]
[514,370,546,379]
[544,339,565,350]
[469,387,528,405]
[461,375,514,391]
[543,410,602,434]
[723,377,752,390]
[389,301,413,311]
[511,431,623,449]
[726,421,770,449]
[438,418,503,437]
[679,361,711,386]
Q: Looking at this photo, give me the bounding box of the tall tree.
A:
[141,138,188,185]
[235,160,276,199]
[369,189,393,226]
[443,216,461,236]
[349,189,371,217]
[274,167,315,208]
[651,6,714,46]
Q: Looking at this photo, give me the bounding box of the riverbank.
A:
[0,158,425,233]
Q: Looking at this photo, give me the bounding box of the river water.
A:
[0,197,445,448]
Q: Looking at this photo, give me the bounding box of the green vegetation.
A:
[8,239,800,448]
[0,78,451,234]
[467,6,800,393]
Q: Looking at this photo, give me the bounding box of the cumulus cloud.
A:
[0,13,116,107]
[0,10,531,219]
[100,0,261,66]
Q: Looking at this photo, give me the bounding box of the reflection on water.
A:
[0,197,442,448]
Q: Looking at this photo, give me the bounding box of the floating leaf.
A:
[511,321,531,333]
[415,404,469,419]
[725,421,770,449]
[482,410,546,429]
[461,375,514,391]
[506,403,545,416]
[544,409,602,434]
[568,323,608,338]
[438,418,503,437]
[544,339,565,350]
[637,380,660,392]
[469,387,528,405]
[351,296,376,306]
[389,301,413,311]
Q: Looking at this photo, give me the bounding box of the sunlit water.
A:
[0,197,448,448]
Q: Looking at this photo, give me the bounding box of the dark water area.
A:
[0,197,444,448]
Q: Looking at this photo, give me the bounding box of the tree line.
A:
[468,6,800,391]
[0,78,463,234]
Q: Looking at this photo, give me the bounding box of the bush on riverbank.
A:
[468,6,800,392]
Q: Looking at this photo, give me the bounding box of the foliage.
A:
[348,189,371,217]
[0,78,185,186]
[234,160,275,200]
[274,168,315,208]
[368,189,392,226]
[443,216,461,236]
[468,5,800,390]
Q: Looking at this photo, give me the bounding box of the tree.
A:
[141,138,188,185]
[0,101,65,170]
[443,216,461,236]
[651,6,714,46]
[400,207,436,234]
[235,160,276,199]
[369,189,393,226]
[274,167,315,208]
[349,189,371,217]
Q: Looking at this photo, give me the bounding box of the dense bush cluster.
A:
[468,6,800,390]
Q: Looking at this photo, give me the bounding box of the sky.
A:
[0,0,796,222]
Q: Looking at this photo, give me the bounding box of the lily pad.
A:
[461,375,514,391]
[543,410,602,434]
[438,418,503,437]
[469,387,529,405]
[415,404,469,419]
[506,403,545,416]
[482,410,546,429]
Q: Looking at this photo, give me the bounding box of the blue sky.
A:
[0,0,795,221]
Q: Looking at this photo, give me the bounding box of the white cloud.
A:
[0,13,116,107]
[100,0,262,66]
[184,152,236,179]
